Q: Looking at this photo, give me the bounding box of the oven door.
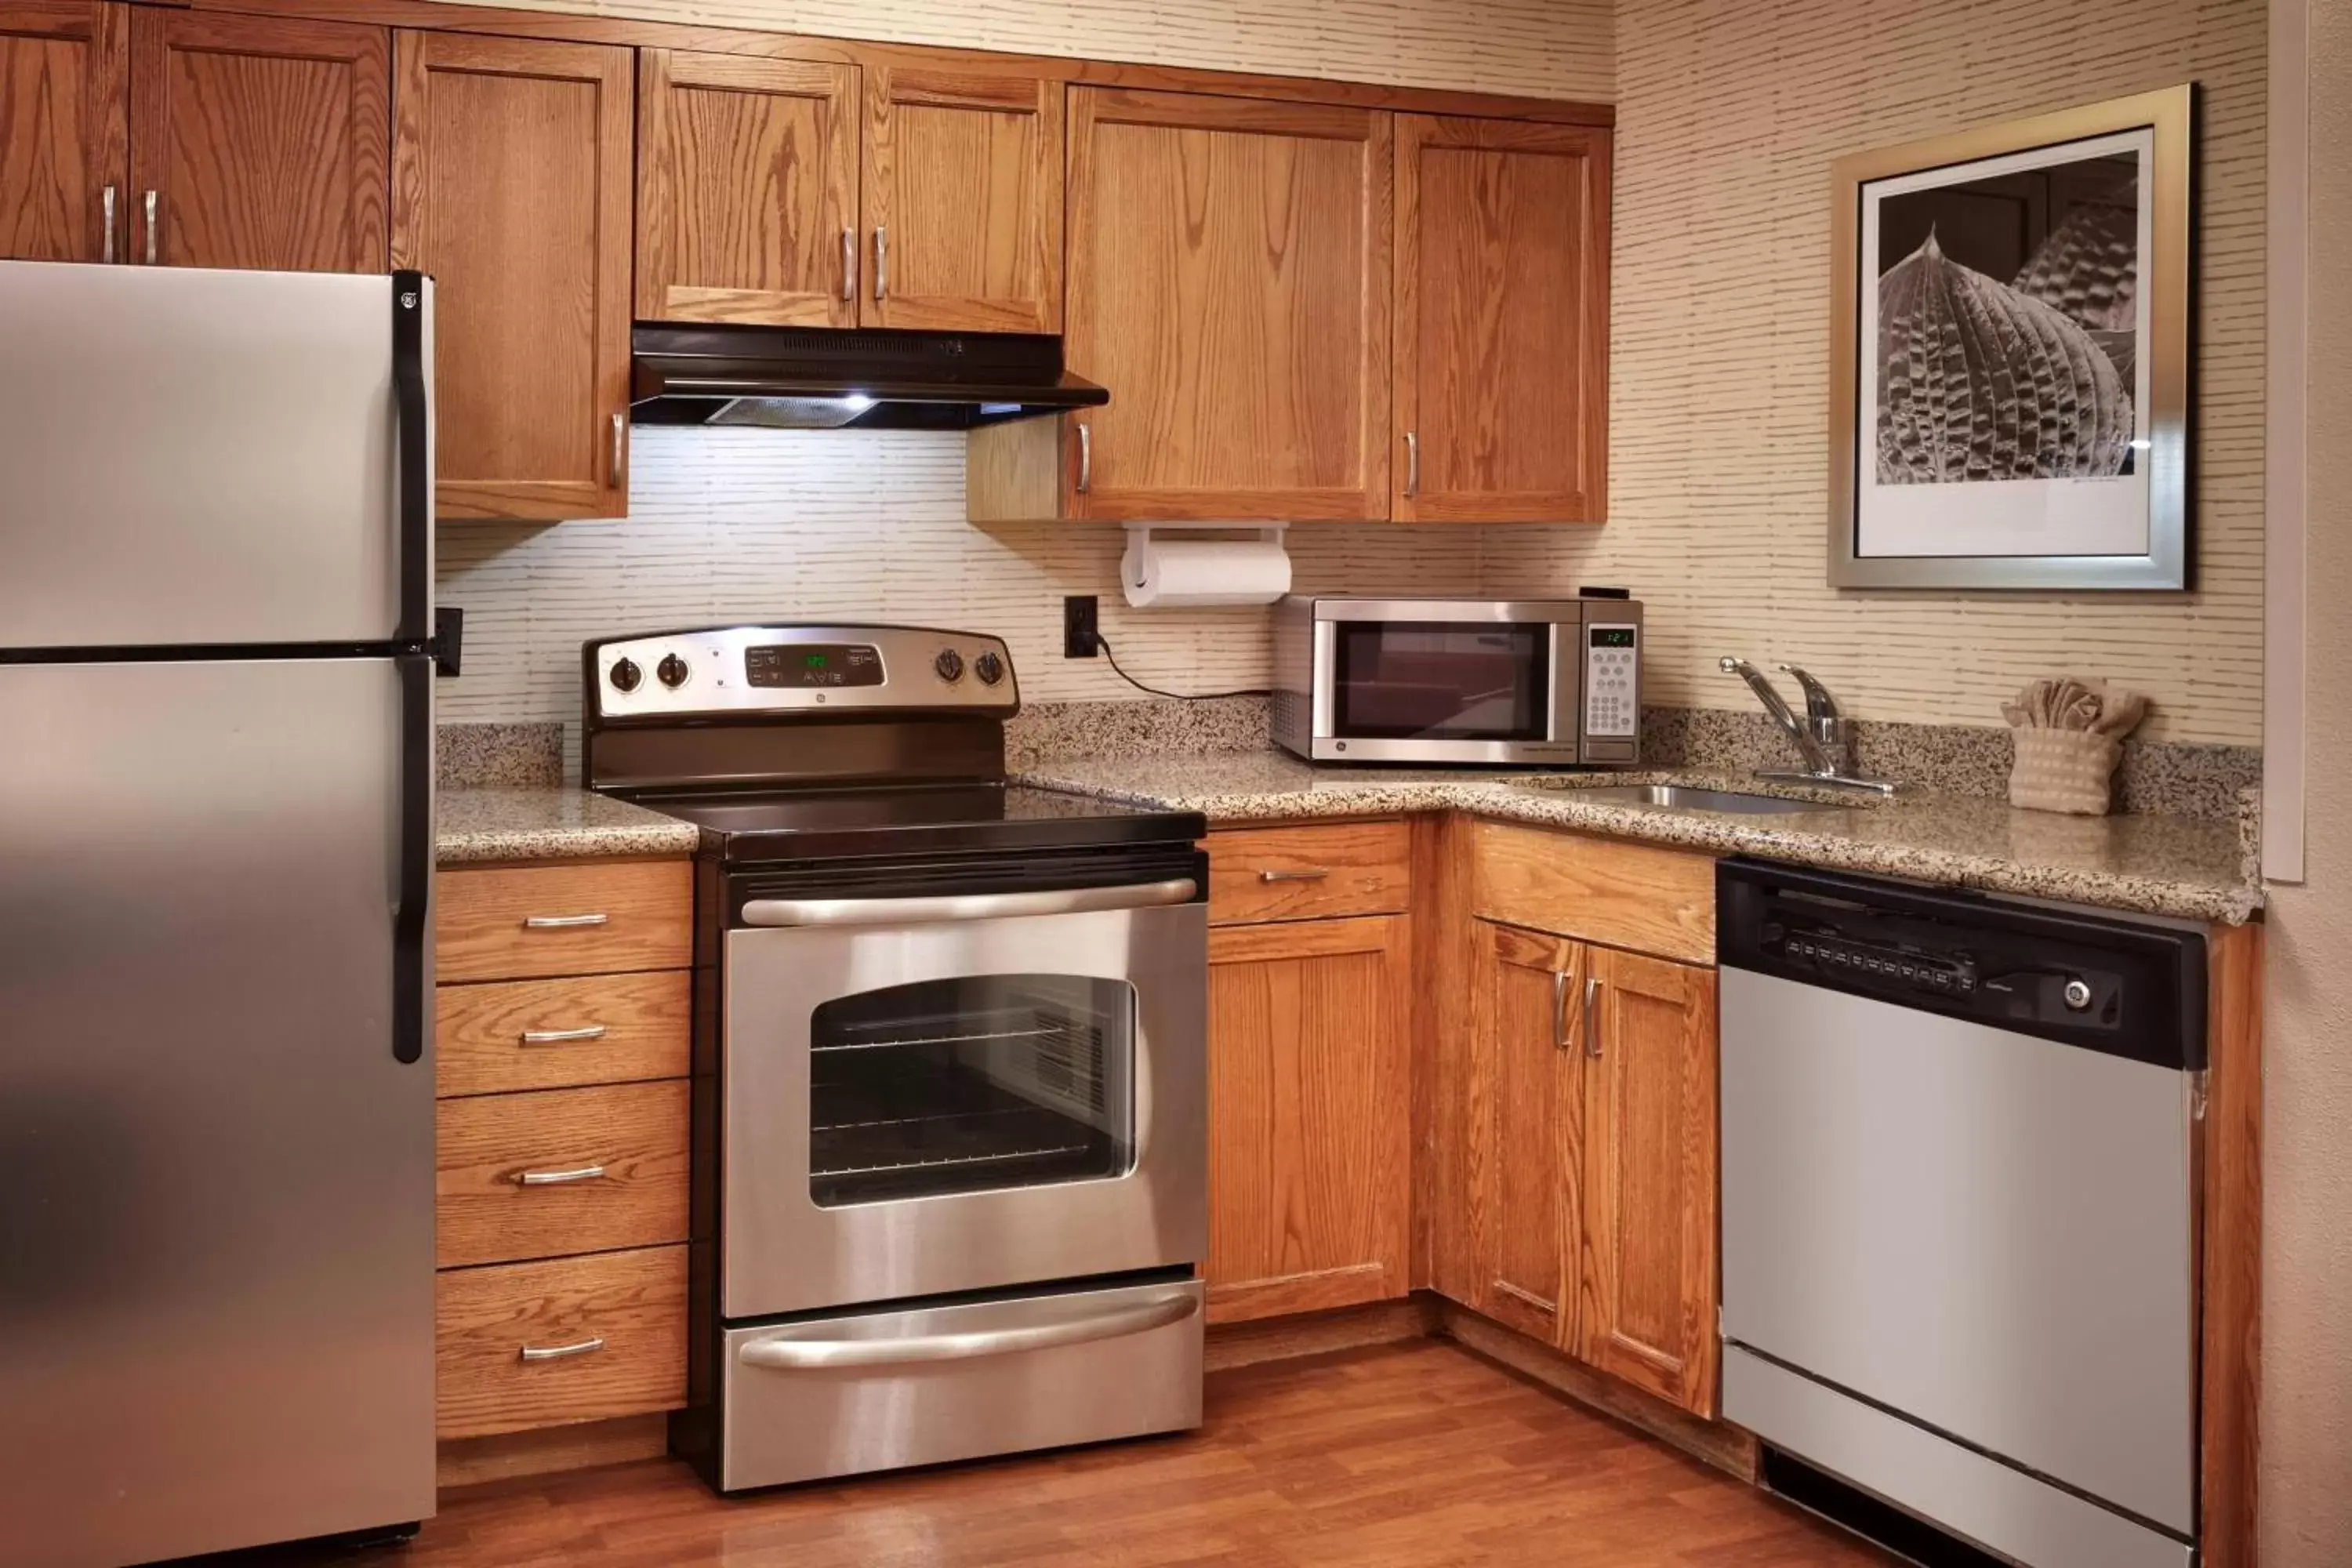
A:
[722,893,1207,1319]
[1313,600,1581,764]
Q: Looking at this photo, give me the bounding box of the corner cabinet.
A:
[1392,115,1609,522]
[0,0,127,263]
[1054,87,1392,521]
[390,32,633,521]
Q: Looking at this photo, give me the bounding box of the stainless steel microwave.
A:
[1271,596,1642,767]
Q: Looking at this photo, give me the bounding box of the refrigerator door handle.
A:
[392,271,430,647]
[392,655,431,1065]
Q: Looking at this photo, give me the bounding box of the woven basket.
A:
[2009,729,2123,815]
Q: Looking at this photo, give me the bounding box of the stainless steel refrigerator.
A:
[0,262,438,1566]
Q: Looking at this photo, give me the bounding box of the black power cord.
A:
[1095,634,1271,702]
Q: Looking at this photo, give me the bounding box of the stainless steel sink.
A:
[1562,784,1841,815]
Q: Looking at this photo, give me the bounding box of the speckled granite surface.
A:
[1011,752,2263,924]
[437,787,700,866]
[439,722,566,787]
[1004,698,1269,771]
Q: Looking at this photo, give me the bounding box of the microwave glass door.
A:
[808,974,1138,1207]
[1330,620,1548,740]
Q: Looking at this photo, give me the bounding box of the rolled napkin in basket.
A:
[2001,677,2147,815]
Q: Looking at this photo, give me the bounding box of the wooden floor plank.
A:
[255,1342,1882,1567]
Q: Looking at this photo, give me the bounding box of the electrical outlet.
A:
[1064,595,1100,659]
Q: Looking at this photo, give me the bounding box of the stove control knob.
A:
[2062,976,2093,1012]
[935,648,965,683]
[656,652,691,689]
[974,650,1006,686]
[609,656,642,693]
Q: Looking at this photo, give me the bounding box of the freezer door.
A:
[0,658,435,1566]
[0,263,426,648]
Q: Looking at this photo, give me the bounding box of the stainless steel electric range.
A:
[582,623,1209,1494]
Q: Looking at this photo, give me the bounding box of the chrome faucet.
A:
[1718,657,1897,795]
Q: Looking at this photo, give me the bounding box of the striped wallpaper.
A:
[434,0,2267,746]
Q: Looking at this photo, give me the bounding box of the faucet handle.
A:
[1778,663,1840,721]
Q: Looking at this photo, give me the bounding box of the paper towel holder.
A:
[1120,522,1290,609]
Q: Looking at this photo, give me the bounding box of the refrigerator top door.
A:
[0,262,427,649]
[0,655,435,1564]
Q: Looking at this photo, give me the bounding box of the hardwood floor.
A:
[256,1341,1882,1567]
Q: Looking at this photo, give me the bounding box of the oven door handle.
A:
[740,877,1198,928]
[736,1290,1200,1370]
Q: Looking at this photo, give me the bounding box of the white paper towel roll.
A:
[1120,534,1293,608]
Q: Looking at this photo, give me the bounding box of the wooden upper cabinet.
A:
[1467,919,1584,1346]
[129,11,388,272]
[392,32,633,521]
[0,0,126,263]
[1394,115,1609,522]
[1206,916,1410,1325]
[636,50,858,327]
[1575,947,1719,1416]
[1062,87,1391,521]
[862,65,1062,332]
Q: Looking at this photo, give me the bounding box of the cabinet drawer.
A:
[436,1245,687,1439]
[435,861,692,982]
[437,971,691,1098]
[435,1082,689,1269]
[1206,822,1410,926]
[1472,819,1715,964]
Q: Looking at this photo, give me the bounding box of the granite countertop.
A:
[1012,753,2263,925]
[437,786,702,866]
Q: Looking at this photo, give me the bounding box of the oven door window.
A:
[1330,620,1548,740]
[808,974,1137,1207]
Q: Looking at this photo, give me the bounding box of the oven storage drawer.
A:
[718,1277,1205,1491]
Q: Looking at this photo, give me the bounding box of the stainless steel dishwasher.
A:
[1716,858,2208,1568]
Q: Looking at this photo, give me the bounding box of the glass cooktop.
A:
[617,782,1203,863]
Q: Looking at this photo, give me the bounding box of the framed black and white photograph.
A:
[1828,86,2193,590]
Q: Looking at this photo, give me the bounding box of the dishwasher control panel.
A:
[1780,931,1977,996]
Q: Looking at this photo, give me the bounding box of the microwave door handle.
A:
[741,877,1198,928]
[737,1290,1200,1370]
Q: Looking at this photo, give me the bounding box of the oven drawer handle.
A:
[737,1290,1200,1371]
[741,877,1197,928]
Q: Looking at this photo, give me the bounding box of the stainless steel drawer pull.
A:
[1552,967,1570,1051]
[1075,421,1092,493]
[840,227,855,301]
[518,1337,604,1363]
[519,1025,608,1046]
[739,1290,1198,1371]
[1582,975,1603,1059]
[610,412,626,489]
[873,224,887,301]
[743,877,1196,928]
[1404,429,1420,498]
[1257,867,1330,884]
[101,185,116,263]
[514,1164,607,1186]
[142,190,158,264]
[522,913,608,929]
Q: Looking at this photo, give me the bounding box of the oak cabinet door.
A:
[1206,916,1410,1324]
[1576,946,1719,1415]
[1064,87,1390,521]
[391,32,632,521]
[1466,918,1584,1345]
[1393,116,1609,522]
[636,50,857,327]
[0,0,126,263]
[862,65,1061,332]
[128,11,387,273]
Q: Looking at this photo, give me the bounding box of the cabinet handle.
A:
[514,1163,607,1186]
[518,1337,604,1363]
[1552,968,1570,1051]
[100,185,116,263]
[1404,430,1419,498]
[519,1025,608,1046]
[1582,975,1603,1059]
[873,225,887,301]
[1076,421,1092,494]
[142,189,158,265]
[841,227,855,301]
[1257,867,1330,884]
[522,913,608,929]
[610,412,626,491]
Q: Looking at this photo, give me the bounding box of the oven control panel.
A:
[587,625,1018,719]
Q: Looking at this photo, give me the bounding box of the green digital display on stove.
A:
[745,642,884,688]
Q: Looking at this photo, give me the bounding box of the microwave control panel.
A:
[1583,623,1639,739]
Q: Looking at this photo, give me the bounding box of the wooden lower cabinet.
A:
[1205,913,1411,1323]
[436,1245,688,1440]
[1460,916,1721,1417]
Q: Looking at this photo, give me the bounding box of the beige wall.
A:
[2260,0,2352,1559]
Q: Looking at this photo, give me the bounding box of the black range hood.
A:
[630,323,1108,430]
